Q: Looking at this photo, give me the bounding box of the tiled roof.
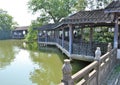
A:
[37,6,117,30]
[104,1,120,13]
[62,9,114,24]
[37,23,59,30]
[14,26,29,30]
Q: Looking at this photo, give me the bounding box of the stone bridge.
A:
[59,43,119,85]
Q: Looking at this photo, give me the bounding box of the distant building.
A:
[12,26,29,39]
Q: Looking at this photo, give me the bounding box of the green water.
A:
[0,40,89,85]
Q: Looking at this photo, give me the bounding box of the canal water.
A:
[0,40,89,85]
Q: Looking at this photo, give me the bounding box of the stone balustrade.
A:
[60,43,117,85]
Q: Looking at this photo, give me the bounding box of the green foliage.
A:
[25,17,48,42]
[28,0,78,23]
[74,0,87,11]
[96,0,112,9]
[87,0,112,10]
[93,27,113,43]
[25,26,38,42]
[0,9,16,30]
[87,0,96,10]
[26,42,38,50]
[0,9,17,39]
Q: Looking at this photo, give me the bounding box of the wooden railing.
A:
[60,43,117,85]
[38,36,108,57]
[13,34,25,39]
[72,41,108,56]
[63,41,69,52]
[38,37,46,42]
[47,37,56,42]
[73,42,93,56]
[58,38,62,46]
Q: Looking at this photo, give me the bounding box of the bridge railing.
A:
[72,41,108,56]
[38,37,45,42]
[63,41,69,52]
[59,43,117,85]
[58,38,62,46]
[38,36,108,57]
[73,42,93,56]
[47,37,56,42]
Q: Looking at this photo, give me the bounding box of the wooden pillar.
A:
[55,30,57,42]
[45,30,48,42]
[68,25,73,54]
[81,28,83,42]
[53,30,56,39]
[53,30,55,38]
[62,28,65,47]
[90,28,93,48]
[53,30,55,42]
[114,17,119,48]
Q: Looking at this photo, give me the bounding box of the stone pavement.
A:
[117,49,120,59]
[101,49,120,85]
[101,61,120,85]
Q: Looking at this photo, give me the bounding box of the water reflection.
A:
[29,47,65,85]
[0,40,20,69]
[0,40,89,85]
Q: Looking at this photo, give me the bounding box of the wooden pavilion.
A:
[12,26,29,39]
[37,1,120,61]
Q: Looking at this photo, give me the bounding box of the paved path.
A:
[101,62,120,85]
[100,49,120,85]
[117,49,120,59]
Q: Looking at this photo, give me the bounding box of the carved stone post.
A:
[107,43,112,52]
[95,47,101,85]
[62,59,74,85]
[95,47,101,60]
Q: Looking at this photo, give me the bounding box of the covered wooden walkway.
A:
[37,1,120,61]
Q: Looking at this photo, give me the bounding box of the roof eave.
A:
[104,10,120,13]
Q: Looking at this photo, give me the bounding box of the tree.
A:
[93,27,114,43]
[28,0,78,23]
[25,16,50,49]
[75,0,88,11]
[87,0,112,10]
[96,0,112,9]
[0,9,17,39]
[25,16,49,42]
[0,9,16,30]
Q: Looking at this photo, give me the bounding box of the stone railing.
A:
[59,43,117,85]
